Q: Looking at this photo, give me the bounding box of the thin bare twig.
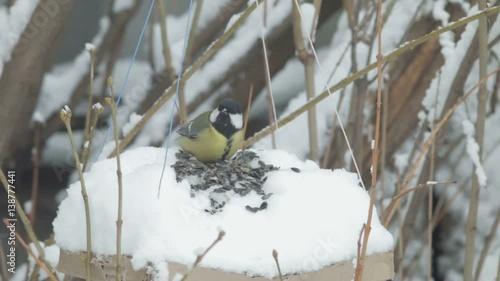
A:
[178,0,205,124]
[157,0,173,71]
[396,189,404,279]
[180,231,225,281]
[29,261,41,281]
[310,0,323,39]
[105,78,125,281]
[465,0,489,279]
[382,180,457,222]
[29,122,41,224]
[427,164,435,281]
[344,0,366,170]
[356,223,366,262]
[81,46,96,169]
[427,70,441,281]
[148,9,157,73]
[325,41,351,89]
[184,0,204,69]
[258,0,278,149]
[292,0,318,161]
[99,1,141,99]
[83,103,105,172]
[25,256,32,281]
[354,0,382,278]
[321,88,347,168]
[380,84,388,210]
[489,70,500,115]
[60,107,92,281]
[242,84,254,141]
[272,249,284,281]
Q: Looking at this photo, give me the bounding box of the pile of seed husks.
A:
[172,150,280,214]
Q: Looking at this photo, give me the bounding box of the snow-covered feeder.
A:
[53,147,394,280]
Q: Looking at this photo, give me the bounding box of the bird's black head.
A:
[218,99,242,115]
[210,99,243,138]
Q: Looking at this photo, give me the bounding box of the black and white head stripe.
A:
[210,109,218,124]
[210,110,243,128]
[210,99,243,137]
[230,113,243,129]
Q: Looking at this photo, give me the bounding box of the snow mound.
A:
[53,146,393,279]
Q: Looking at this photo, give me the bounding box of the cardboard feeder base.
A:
[57,250,394,281]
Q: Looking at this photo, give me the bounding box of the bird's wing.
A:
[176,111,211,139]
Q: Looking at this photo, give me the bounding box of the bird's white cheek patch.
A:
[210,110,218,123]
[231,113,243,129]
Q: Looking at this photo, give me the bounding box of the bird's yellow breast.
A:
[178,125,244,163]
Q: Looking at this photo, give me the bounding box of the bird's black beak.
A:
[218,109,229,118]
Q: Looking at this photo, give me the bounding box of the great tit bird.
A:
[177,99,244,163]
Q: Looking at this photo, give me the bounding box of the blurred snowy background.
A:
[1,0,500,280]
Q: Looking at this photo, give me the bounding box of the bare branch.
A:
[244,5,500,147]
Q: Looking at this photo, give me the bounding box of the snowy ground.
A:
[4,0,498,280]
[52,146,393,279]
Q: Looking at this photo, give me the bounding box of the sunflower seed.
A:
[173,150,281,214]
[261,193,273,200]
[260,202,268,210]
[245,205,259,213]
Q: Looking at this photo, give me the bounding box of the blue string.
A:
[95,0,157,161]
[157,0,195,197]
